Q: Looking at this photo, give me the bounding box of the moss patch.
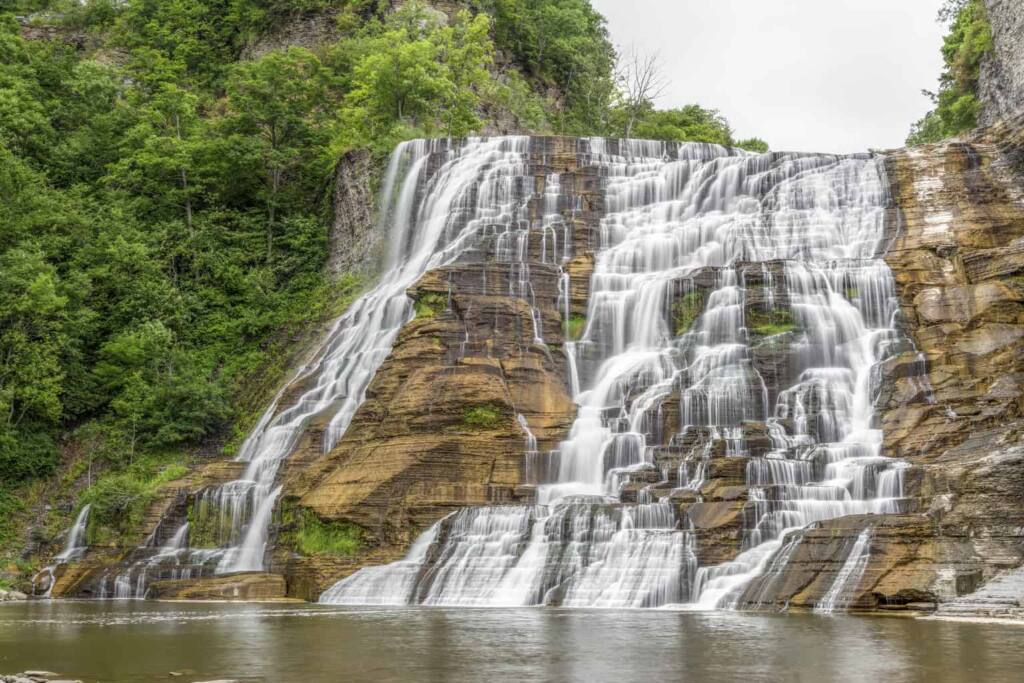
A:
[672,291,705,336]
[294,511,361,557]
[187,494,226,549]
[414,292,448,319]
[463,404,505,429]
[747,307,797,338]
[564,313,586,340]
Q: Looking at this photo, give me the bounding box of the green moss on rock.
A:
[747,307,797,338]
[565,313,586,340]
[414,292,448,319]
[463,404,505,429]
[673,291,705,336]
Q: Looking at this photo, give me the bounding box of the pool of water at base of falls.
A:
[3,601,1024,683]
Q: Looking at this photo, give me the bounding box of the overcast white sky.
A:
[591,0,948,153]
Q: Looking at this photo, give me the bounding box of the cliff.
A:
[979,0,1024,125]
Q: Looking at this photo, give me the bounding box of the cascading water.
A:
[815,526,873,613]
[34,504,92,596]
[322,137,910,610]
[95,137,542,597]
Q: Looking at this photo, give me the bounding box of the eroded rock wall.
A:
[328,148,381,278]
[980,0,1024,125]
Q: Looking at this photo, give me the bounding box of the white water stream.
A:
[34,503,92,596]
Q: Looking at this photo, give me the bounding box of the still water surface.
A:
[2,601,1023,682]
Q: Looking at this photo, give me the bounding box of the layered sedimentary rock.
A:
[328,148,382,278]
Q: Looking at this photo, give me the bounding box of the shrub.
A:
[463,404,504,429]
[293,510,361,557]
[565,313,586,340]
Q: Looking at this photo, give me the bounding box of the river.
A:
[2,602,1023,682]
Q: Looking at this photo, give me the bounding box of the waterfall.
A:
[34,504,92,596]
[815,527,873,613]
[322,137,909,610]
[103,137,538,596]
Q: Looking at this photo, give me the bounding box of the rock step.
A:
[937,566,1024,618]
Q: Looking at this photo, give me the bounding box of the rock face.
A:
[147,572,288,601]
[979,0,1024,126]
[328,148,382,278]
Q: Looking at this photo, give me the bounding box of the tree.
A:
[108,83,206,237]
[0,248,67,482]
[616,47,667,138]
[336,3,496,148]
[907,0,992,145]
[222,47,331,260]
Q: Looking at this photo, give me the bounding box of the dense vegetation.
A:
[907,0,993,145]
[0,0,766,570]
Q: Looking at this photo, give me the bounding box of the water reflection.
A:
[1,602,1022,682]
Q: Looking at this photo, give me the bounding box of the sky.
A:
[590,0,948,153]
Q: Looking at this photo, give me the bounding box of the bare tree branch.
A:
[616,46,668,138]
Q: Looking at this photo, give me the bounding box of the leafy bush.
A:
[907,0,993,145]
[293,510,361,557]
[80,457,189,545]
[463,404,505,429]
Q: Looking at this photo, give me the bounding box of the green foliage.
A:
[333,2,497,152]
[0,490,25,552]
[908,0,993,145]
[80,456,189,545]
[565,313,586,341]
[747,308,797,338]
[291,509,361,557]
[672,291,704,336]
[735,138,769,153]
[414,292,447,319]
[476,0,616,134]
[608,102,767,150]
[463,404,505,429]
[626,105,733,146]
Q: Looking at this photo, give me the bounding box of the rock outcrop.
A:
[979,0,1024,126]
[328,148,382,278]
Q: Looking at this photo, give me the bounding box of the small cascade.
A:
[34,504,92,596]
[324,499,695,608]
[322,138,911,610]
[815,526,873,613]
